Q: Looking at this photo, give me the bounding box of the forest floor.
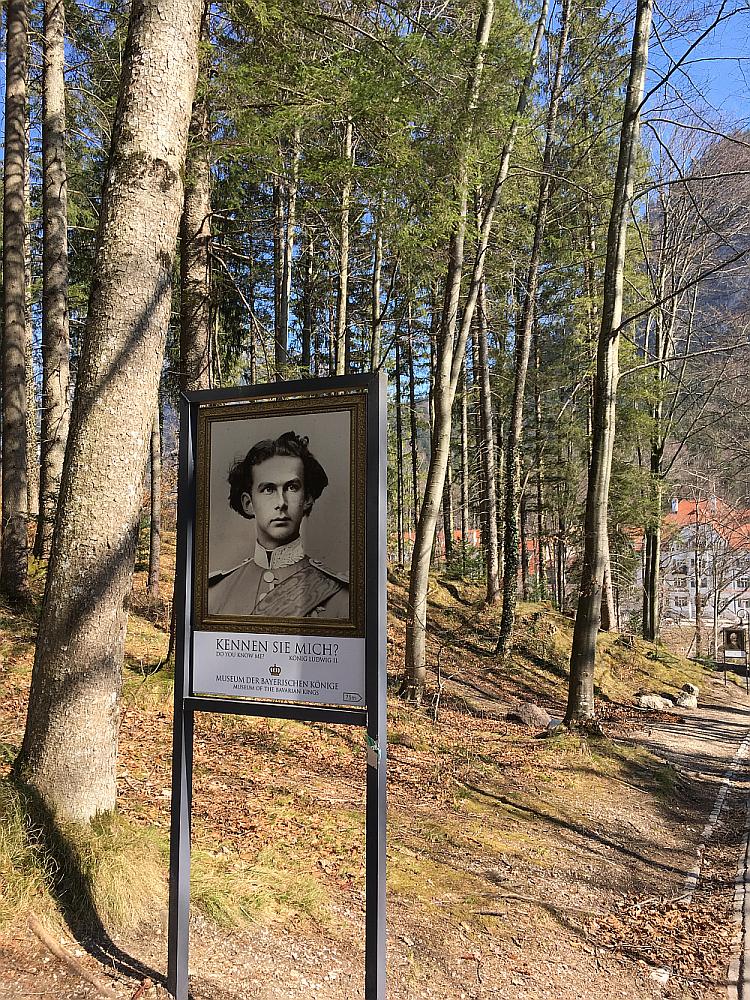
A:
[1,556,749,999]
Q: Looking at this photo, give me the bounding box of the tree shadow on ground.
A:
[461,780,690,880]
[15,780,164,993]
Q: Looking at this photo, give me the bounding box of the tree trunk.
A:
[25,325,39,531]
[273,176,285,379]
[642,478,662,641]
[335,116,353,375]
[533,328,546,599]
[476,268,499,602]
[600,533,616,631]
[279,129,300,376]
[15,0,203,822]
[148,404,161,600]
[2,0,30,599]
[407,301,419,532]
[443,455,455,566]
[460,362,470,575]
[24,110,39,532]
[301,228,314,372]
[496,0,570,656]
[520,492,530,601]
[180,59,212,394]
[395,335,405,565]
[566,0,653,724]
[401,0,495,702]
[371,194,384,369]
[36,0,71,560]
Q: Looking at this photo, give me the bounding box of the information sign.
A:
[167,374,387,1000]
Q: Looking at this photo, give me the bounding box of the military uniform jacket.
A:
[208,537,349,619]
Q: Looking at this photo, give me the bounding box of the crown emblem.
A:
[269,664,281,676]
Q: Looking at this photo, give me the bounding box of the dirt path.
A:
[636,676,750,999]
[5,676,750,1000]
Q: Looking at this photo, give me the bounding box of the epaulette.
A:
[308,558,349,586]
[208,558,252,588]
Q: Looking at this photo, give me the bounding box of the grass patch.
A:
[46,810,167,932]
[0,779,166,932]
[0,780,51,926]
[190,845,326,926]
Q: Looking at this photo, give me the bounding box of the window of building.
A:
[674,596,689,607]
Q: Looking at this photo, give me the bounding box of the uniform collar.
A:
[254,536,305,570]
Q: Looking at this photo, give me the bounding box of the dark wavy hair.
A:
[227,430,328,519]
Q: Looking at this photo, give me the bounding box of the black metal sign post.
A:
[167,373,387,1000]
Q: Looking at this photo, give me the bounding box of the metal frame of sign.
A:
[167,372,387,1000]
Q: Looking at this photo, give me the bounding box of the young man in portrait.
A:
[208,430,349,619]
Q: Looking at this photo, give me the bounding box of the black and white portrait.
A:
[196,402,361,627]
[724,627,747,653]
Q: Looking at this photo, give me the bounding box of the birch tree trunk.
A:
[496,0,570,656]
[566,0,653,724]
[2,0,30,598]
[15,0,203,822]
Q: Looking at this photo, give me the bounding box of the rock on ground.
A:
[637,693,674,711]
[507,701,552,728]
[676,691,699,709]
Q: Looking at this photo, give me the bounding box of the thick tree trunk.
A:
[148,405,162,600]
[15,0,203,822]
[2,0,30,598]
[335,116,353,375]
[566,0,653,724]
[496,0,570,656]
[36,0,70,559]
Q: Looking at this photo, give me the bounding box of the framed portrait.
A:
[185,377,381,710]
[194,390,366,636]
[723,626,747,655]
